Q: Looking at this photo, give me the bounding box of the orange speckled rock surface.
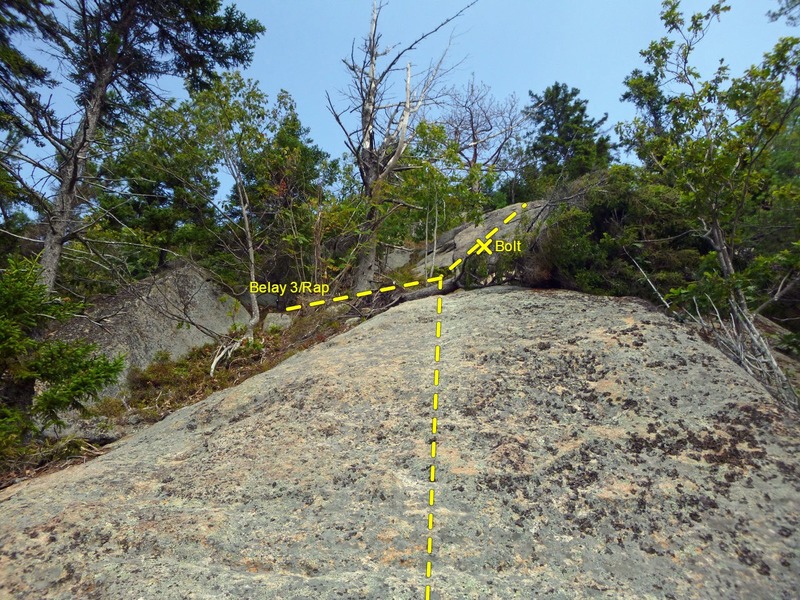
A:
[0,287,798,599]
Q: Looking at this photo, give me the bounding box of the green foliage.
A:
[0,161,34,261]
[541,206,600,273]
[742,242,800,297]
[377,121,488,258]
[93,72,335,290]
[28,341,123,429]
[776,332,800,356]
[517,165,705,299]
[93,101,222,274]
[0,406,34,459]
[522,82,614,182]
[49,0,264,113]
[0,257,124,462]
[618,0,800,332]
[0,1,55,134]
[0,0,265,296]
[533,202,621,295]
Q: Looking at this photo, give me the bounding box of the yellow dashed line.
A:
[424,292,443,598]
[283,205,525,313]
[275,205,531,598]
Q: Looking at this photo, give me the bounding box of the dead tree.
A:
[327,0,477,292]
[442,75,523,190]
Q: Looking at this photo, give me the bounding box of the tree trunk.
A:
[38,66,113,292]
[709,219,798,407]
[351,205,381,292]
[352,231,379,292]
[229,156,259,341]
[38,218,68,294]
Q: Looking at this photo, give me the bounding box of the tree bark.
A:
[225,152,259,341]
[352,206,380,292]
[38,64,114,292]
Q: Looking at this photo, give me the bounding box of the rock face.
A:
[261,312,292,332]
[54,260,248,396]
[414,201,547,278]
[1,287,798,599]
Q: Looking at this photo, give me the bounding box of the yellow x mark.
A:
[467,227,499,256]
[469,238,493,255]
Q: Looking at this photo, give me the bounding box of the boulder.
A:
[261,312,292,333]
[414,201,548,278]
[382,244,416,271]
[1,287,798,599]
[53,260,248,398]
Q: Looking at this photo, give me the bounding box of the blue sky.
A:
[9,0,796,203]
[232,0,796,160]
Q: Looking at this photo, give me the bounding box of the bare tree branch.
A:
[327,0,477,291]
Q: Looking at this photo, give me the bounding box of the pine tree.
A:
[523,82,614,181]
[0,257,123,457]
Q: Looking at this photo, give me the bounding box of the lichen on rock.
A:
[1,287,797,599]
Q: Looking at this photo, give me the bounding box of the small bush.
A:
[0,257,124,466]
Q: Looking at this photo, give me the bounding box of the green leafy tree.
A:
[49,108,224,298]
[0,0,264,293]
[91,71,336,365]
[0,0,55,132]
[0,165,32,261]
[0,2,53,261]
[239,91,336,285]
[92,106,222,277]
[97,73,332,289]
[522,82,614,182]
[619,0,800,406]
[0,257,123,459]
[379,121,487,277]
[524,164,705,296]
